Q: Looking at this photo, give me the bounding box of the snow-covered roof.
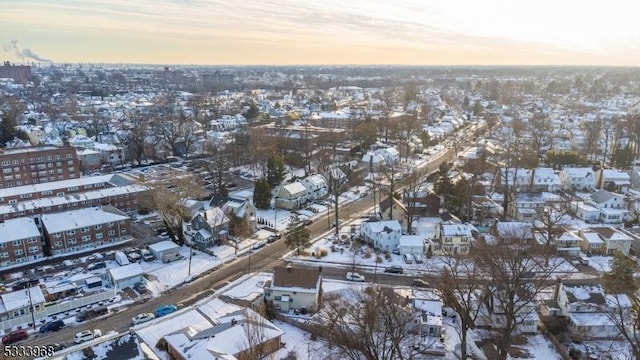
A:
[148,240,180,253]
[41,206,129,233]
[281,181,306,195]
[109,263,144,281]
[0,217,40,243]
[363,220,402,233]
[0,174,124,200]
[602,169,630,180]
[0,286,46,313]
[563,167,593,177]
[496,222,533,239]
[0,184,147,216]
[439,223,475,237]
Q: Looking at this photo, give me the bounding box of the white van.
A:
[403,254,414,264]
[115,251,130,266]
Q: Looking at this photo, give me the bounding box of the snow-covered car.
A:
[346,272,365,282]
[73,329,102,344]
[132,312,156,325]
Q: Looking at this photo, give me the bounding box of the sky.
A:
[2,0,640,66]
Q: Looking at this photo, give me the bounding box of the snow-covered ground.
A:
[587,256,612,273]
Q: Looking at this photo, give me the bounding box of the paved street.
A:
[27,144,459,350]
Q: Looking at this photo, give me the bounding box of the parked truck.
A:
[115,251,130,266]
[162,253,183,263]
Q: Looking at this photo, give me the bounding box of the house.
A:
[375,147,400,164]
[361,151,385,169]
[430,223,476,255]
[494,222,533,242]
[68,135,95,150]
[410,289,443,338]
[589,227,633,256]
[0,286,46,323]
[403,190,440,217]
[379,195,407,223]
[108,263,144,291]
[190,207,230,249]
[222,193,257,232]
[596,168,631,192]
[301,174,328,200]
[477,285,538,334]
[574,202,601,223]
[94,143,125,166]
[0,217,43,268]
[586,190,628,224]
[360,220,403,251]
[274,182,307,210]
[546,231,581,257]
[494,168,530,192]
[263,265,323,314]
[398,235,425,255]
[559,167,595,192]
[529,168,561,192]
[555,282,630,339]
[40,206,131,256]
[577,229,605,255]
[163,307,284,360]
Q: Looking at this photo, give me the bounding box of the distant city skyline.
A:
[2,0,640,66]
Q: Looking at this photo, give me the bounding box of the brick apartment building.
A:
[0,146,81,188]
[41,206,131,256]
[0,217,44,267]
[0,62,32,84]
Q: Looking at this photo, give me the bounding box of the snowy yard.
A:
[587,256,612,273]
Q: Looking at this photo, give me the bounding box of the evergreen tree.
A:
[433,163,453,202]
[284,215,310,256]
[243,102,260,120]
[266,155,286,188]
[0,114,20,147]
[603,251,637,294]
[253,178,271,209]
[613,145,635,170]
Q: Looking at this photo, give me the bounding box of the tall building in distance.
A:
[0,146,81,188]
[0,61,32,84]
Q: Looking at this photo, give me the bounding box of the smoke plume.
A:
[4,40,53,63]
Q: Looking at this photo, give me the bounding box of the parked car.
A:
[302,219,313,226]
[155,304,178,317]
[40,319,65,333]
[2,329,28,345]
[346,272,365,282]
[403,253,414,264]
[140,249,155,261]
[73,329,102,344]
[413,254,424,264]
[252,241,267,250]
[412,279,430,288]
[392,248,401,255]
[87,262,107,271]
[76,306,109,322]
[48,343,67,352]
[134,282,146,293]
[266,234,280,243]
[384,266,404,274]
[132,312,156,325]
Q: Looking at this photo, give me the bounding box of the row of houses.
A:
[275,174,329,210]
[495,167,633,193]
[0,206,131,268]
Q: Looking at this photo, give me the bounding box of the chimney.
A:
[231,318,237,326]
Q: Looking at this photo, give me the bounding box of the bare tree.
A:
[473,237,558,360]
[314,286,421,360]
[238,306,272,360]
[532,202,571,265]
[435,255,485,360]
[403,170,427,234]
[197,144,232,195]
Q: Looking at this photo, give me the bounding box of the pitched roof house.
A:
[263,265,323,314]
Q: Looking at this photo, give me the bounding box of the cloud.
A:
[4,40,53,63]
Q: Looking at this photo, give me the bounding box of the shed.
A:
[398,235,425,255]
[108,263,144,290]
[148,240,181,262]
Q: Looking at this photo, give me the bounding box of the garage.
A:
[148,240,181,263]
[108,263,144,291]
[398,235,425,255]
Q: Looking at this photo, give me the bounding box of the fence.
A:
[1,289,117,332]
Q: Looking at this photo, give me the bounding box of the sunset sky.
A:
[2,0,640,66]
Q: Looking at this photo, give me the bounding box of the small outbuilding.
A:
[148,240,181,262]
[398,235,425,255]
[108,263,144,290]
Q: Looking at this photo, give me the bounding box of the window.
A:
[57,192,64,196]
[0,243,6,248]
[29,246,39,254]
[8,199,16,204]
[82,235,91,242]
[66,154,73,159]
[0,252,7,258]
[2,168,11,174]
[47,156,52,161]
[13,167,19,172]
[67,238,77,244]
[81,227,89,233]
[12,240,21,246]
[53,233,61,238]
[108,230,115,236]
[107,222,114,228]
[68,186,77,191]
[27,238,37,244]
[14,249,23,256]
[41,190,52,196]
[54,241,62,248]
[95,224,102,230]
[1,160,9,166]
[65,229,76,235]
[95,233,103,240]
[55,155,61,160]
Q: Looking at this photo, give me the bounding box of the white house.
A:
[432,223,476,255]
[589,227,633,256]
[398,235,425,255]
[494,168,530,191]
[275,182,308,210]
[68,135,95,150]
[301,174,328,200]
[411,290,443,338]
[586,190,628,224]
[374,147,400,164]
[597,169,631,192]
[560,167,595,192]
[529,167,561,192]
[263,265,322,314]
[574,202,601,223]
[361,152,385,169]
[556,283,630,339]
[360,220,403,251]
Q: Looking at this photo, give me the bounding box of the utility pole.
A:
[26,288,36,330]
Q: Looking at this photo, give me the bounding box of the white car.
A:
[346,272,365,282]
[132,312,156,325]
[73,329,102,344]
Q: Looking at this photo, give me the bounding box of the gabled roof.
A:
[562,283,606,306]
[41,206,129,233]
[271,265,321,290]
[589,189,621,204]
[363,220,402,233]
[281,182,307,195]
